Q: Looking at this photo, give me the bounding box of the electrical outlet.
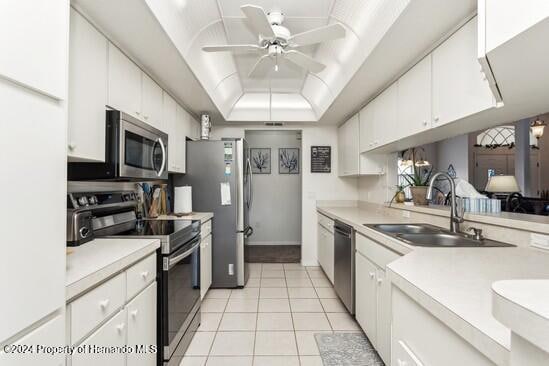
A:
[402,210,411,218]
[530,233,549,251]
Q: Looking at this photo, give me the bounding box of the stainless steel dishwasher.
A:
[333,220,355,314]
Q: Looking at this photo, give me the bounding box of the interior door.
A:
[474,154,508,190]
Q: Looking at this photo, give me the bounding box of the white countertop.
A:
[492,280,549,353]
[154,212,213,223]
[318,204,549,365]
[66,238,160,301]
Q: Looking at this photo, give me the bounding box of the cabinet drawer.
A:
[201,220,212,238]
[356,233,400,268]
[70,272,126,345]
[71,308,127,366]
[317,213,334,233]
[126,253,156,301]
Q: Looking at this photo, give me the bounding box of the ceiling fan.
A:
[202,4,346,77]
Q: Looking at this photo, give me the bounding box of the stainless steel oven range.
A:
[67,191,201,365]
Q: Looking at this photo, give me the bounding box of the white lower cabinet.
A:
[317,219,334,284]
[355,233,400,364]
[71,309,127,366]
[355,251,378,345]
[67,254,157,366]
[392,286,496,366]
[126,282,157,366]
[200,232,213,299]
[0,312,65,366]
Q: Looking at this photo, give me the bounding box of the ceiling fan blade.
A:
[288,23,346,47]
[202,44,263,53]
[248,55,274,78]
[241,5,276,39]
[284,50,326,73]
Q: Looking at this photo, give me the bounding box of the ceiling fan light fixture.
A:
[202,4,345,76]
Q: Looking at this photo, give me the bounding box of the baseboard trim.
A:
[246,241,301,246]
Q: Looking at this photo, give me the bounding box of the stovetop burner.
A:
[118,219,193,237]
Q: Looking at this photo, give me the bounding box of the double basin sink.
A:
[365,224,514,247]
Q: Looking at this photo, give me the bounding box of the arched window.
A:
[475,126,537,148]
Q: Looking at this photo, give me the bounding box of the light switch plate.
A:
[530,233,549,251]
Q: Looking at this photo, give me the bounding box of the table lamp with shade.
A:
[485,175,520,195]
[485,175,521,212]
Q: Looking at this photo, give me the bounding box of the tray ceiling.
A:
[146,0,411,122]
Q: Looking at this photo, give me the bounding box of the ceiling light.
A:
[531,117,546,139]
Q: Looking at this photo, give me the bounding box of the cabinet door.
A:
[376,268,391,364]
[0,312,64,366]
[355,251,378,346]
[359,102,375,152]
[0,80,66,341]
[141,73,164,131]
[0,0,68,99]
[338,115,359,176]
[337,122,347,176]
[397,56,432,138]
[107,43,142,120]
[176,104,190,173]
[373,82,398,147]
[317,224,326,270]
[68,8,108,162]
[72,309,127,366]
[200,234,213,299]
[127,282,157,366]
[324,227,334,283]
[163,92,180,173]
[432,17,495,127]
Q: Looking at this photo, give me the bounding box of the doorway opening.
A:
[244,130,302,263]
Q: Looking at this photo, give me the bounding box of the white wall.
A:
[358,154,398,204]
[245,130,301,246]
[436,134,470,180]
[211,124,358,266]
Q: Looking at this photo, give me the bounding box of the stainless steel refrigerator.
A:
[175,138,252,288]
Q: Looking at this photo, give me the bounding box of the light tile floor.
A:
[182,263,362,366]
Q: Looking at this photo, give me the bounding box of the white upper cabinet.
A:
[482,0,549,53]
[68,8,108,162]
[359,102,376,153]
[397,56,432,138]
[141,73,164,131]
[176,104,191,173]
[432,17,495,127]
[338,114,360,176]
[373,82,398,147]
[107,43,142,120]
[0,0,69,100]
[359,81,398,152]
[163,92,180,173]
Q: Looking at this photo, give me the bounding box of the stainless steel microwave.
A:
[68,110,168,181]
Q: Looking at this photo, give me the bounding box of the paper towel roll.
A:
[174,186,192,214]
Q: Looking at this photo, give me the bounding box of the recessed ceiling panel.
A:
[217,0,334,18]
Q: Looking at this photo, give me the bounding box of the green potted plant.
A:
[401,148,433,205]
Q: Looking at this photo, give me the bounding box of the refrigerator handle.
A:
[248,158,253,209]
[246,158,253,209]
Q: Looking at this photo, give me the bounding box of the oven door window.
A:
[124,130,163,172]
[166,245,200,349]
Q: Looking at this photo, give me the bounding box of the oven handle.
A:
[156,138,166,177]
[164,237,200,271]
